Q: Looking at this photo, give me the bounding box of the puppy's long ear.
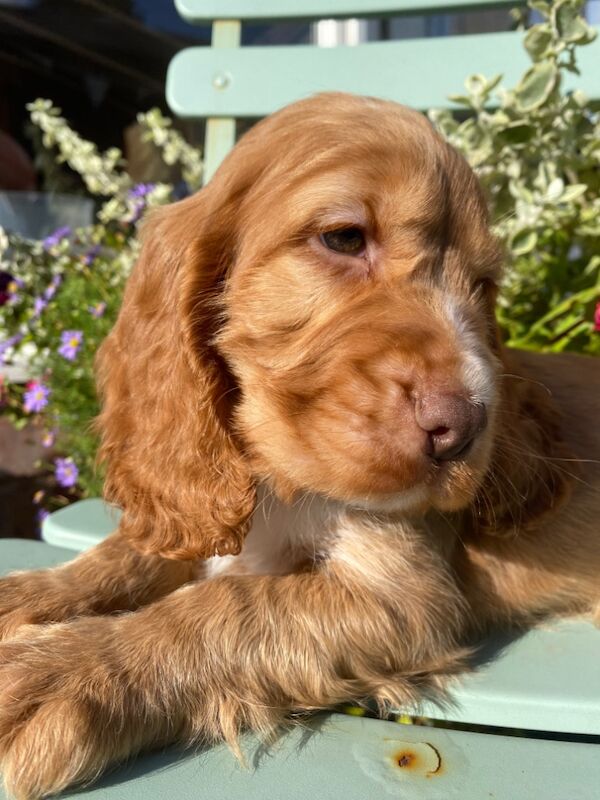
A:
[95,187,256,560]
[472,347,574,537]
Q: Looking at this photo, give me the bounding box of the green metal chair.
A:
[168,0,600,182]
[2,2,600,797]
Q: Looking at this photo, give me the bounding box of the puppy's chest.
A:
[203,487,339,578]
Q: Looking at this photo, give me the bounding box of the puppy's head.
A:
[96,93,567,559]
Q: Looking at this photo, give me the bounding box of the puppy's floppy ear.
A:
[472,347,574,537]
[95,185,256,560]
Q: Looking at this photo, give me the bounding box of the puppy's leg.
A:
[0,531,194,641]
[0,526,468,800]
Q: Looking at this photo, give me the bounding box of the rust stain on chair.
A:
[392,742,443,777]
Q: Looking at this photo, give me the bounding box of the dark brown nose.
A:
[415,393,487,462]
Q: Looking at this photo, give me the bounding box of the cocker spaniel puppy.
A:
[0,93,598,800]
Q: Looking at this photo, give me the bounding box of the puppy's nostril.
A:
[415,394,487,462]
[430,426,450,438]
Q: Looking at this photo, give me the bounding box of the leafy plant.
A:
[0,103,202,511]
[430,0,600,353]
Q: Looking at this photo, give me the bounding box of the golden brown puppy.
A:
[0,93,598,800]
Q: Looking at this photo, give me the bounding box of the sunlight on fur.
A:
[0,93,598,800]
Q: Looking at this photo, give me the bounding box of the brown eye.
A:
[320,227,366,256]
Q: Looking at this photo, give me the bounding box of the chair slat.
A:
[204,20,241,183]
[167,29,600,119]
[175,0,522,23]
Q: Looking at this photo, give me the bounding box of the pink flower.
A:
[594,302,600,332]
[42,430,56,448]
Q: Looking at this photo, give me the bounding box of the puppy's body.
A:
[0,94,598,800]
[460,350,600,625]
[212,350,599,623]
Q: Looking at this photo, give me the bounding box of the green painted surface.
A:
[167,28,600,119]
[176,0,522,23]
[412,619,600,735]
[1,714,599,800]
[41,497,120,551]
[0,537,76,571]
[203,20,241,184]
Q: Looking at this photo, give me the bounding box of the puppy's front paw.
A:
[0,621,132,800]
[0,570,75,643]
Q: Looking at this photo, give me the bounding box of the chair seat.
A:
[0,711,598,800]
[42,498,120,551]
[1,538,599,799]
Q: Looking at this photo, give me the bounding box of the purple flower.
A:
[88,301,107,318]
[129,184,157,222]
[23,380,50,413]
[0,333,23,363]
[128,183,156,199]
[36,508,50,525]
[83,245,101,266]
[54,457,78,488]
[58,330,83,361]
[33,296,47,317]
[43,274,62,301]
[43,226,71,251]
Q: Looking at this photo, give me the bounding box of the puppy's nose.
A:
[415,393,487,461]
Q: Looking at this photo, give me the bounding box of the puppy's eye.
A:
[320,227,366,256]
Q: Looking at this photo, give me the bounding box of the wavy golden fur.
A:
[0,93,598,800]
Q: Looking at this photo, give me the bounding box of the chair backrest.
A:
[166,1,600,182]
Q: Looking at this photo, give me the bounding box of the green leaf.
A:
[511,229,538,255]
[583,255,600,278]
[515,61,558,111]
[485,74,503,94]
[529,0,552,18]
[553,0,597,44]
[560,183,587,202]
[448,94,473,107]
[546,177,565,202]
[497,122,536,145]
[465,74,489,96]
[524,25,553,62]
[554,321,592,351]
